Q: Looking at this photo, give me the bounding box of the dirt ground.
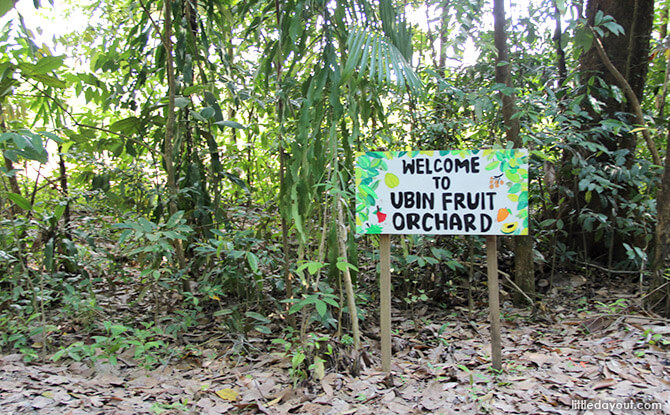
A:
[1,282,669,414]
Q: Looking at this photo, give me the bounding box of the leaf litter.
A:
[1,283,669,414]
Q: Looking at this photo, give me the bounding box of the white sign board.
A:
[355,150,529,235]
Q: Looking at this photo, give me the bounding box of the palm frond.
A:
[344,27,423,94]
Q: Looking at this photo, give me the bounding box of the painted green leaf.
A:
[356,201,366,212]
[509,183,521,194]
[505,170,521,182]
[516,169,528,180]
[485,160,500,171]
[518,198,529,210]
[358,156,371,169]
[359,184,377,199]
[508,193,519,202]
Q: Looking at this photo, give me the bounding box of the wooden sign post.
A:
[486,235,502,371]
[355,150,528,372]
[379,234,392,372]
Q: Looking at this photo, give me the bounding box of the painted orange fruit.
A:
[497,208,511,222]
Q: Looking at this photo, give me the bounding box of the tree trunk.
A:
[162,0,188,287]
[57,144,71,239]
[493,0,535,306]
[553,1,568,89]
[649,133,670,316]
[580,0,654,130]
[0,104,22,218]
[563,0,655,261]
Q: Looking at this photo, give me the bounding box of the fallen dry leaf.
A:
[215,387,239,401]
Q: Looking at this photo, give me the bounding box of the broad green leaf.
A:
[34,56,65,74]
[174,96,190,108]
[0,0,15,18]
[7,192,31,210]
[200,107,215,120]
[336,260,359,272]
[54,204,66,221]
[246,252,259,273]
[27,73,66,88]
[245,311,270,324]
[315,300,327,318]
[110,117,141,134]
[183,84,208,95]
[214,120,245,129]
[138,217,155,232]
[165,210,184,228]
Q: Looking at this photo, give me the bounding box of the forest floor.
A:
[1,273,669,415]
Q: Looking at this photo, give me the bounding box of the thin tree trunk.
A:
[0,104,21,218]
[336,193,360,352]
[274,0,296,328]
[162,0,188,286]
[57,144,71,239]
[493,0,535,306]
[553,1,567,88]
[660,2,668,41]
[3,156,21,217]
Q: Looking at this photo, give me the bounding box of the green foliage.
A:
[51,321,170,368]
[1,0,668,363]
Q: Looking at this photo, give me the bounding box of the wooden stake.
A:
[486,235,502,371]
[380,234,392,372]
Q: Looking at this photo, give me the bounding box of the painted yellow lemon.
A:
[501,222,518,234]
[385,173,400,188]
